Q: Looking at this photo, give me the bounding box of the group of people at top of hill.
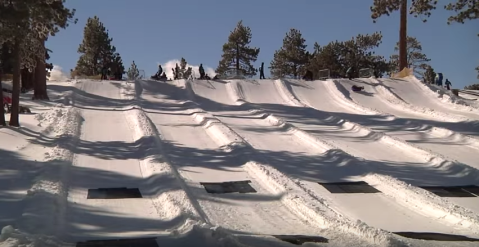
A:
[434,73,453,90]
[152,63,219,80]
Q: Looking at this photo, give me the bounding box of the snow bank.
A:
[0,106,83,246]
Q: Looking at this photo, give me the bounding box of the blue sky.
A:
[46,0,478,88]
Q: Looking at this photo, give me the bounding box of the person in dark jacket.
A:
[101,66,108,80]
[445,79,452,90]
[259,62,265,79]
[351,85,364,92]
[199,64,205,79]
[346,67,353,80]
[302,70,313,81]
[174,64,179,80]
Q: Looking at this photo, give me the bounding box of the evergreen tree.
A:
[270,28,310,79]
[75,16,117,76]
[179,57,193,79]
[464,84,479,90]
[127,60,139,80]
[423,65,436,84]
[370,0,436,72]
[110,52,124,80]
[0,0,76,126]
[389,36,430,78]
[306,32,386,79]
[216,20,260,77]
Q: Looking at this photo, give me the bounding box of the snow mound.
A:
[1,106,82,245]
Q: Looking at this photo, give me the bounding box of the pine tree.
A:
[370,0,437,72]
[75,16,116,77]
[423,65,436,84]
[110,52,124,80]
[178,58,193,79]
[0,0,76,126]
[216,20,260,77]
[270,28,309,79]
[465,84,479,90]
[127,60,139,80]
[389,36,430,78]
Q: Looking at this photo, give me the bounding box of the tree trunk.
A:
[33,55,49,100]
[0,67,6,126]
[399,0,408,71]
[235,43,240,76]
[9,40,21,127]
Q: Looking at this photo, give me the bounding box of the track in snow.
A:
[189,79,479,244]
[65,81,171,241]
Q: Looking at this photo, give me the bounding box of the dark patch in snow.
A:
[273,235,329,245]
[200,180,257,194]
[318,181,381,194]
[394,232,479,242]
[87,187,143,199]
[420,185,479,197]
[76,237,158,246]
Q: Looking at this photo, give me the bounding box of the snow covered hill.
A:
[1,77,479,247]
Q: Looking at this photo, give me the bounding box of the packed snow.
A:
[1,76,479,247]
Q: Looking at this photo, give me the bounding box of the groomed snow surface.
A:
[1,76,479,247]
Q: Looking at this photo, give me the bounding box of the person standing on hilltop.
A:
[259,62,265,79]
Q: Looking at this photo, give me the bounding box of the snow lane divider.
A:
[364,174,479,234]
[243,161,408,247]
[120,80,208,225]
[271,78,479,231]
[187,80,409,246]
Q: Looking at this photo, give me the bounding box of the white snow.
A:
[2,75,479,246]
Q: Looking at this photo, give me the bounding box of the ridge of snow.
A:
[1,103,83,246]
[364,174,479,234]
[244,162,409,247]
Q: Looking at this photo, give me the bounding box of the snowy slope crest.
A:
[368,78,469,122]
[1,106,82,246]
[408,76,479,112]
